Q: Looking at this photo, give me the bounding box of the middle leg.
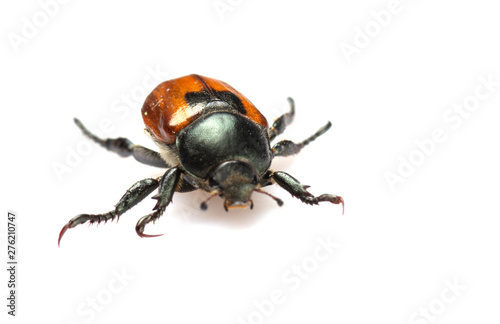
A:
[272,121,332,157]
[74,118,170,168]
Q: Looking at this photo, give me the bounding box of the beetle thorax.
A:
[176,111,272,180]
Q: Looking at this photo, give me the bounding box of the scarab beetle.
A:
[58,74,344,246]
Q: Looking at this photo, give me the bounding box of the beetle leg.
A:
[269,97,295,142]
[135,212,164,238]
[58,177,160,246]
[272,121,331,157]
[135,167,182,238]
[74,118,170,168]
[269,171,344,214]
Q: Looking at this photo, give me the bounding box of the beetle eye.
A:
[208,176,219,188]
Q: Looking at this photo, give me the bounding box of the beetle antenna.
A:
[200,192,218,210]
[254,188,284,207]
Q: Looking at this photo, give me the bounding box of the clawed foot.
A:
[58,212,118,246]
[299,192,344,215]
[135,211,164,238]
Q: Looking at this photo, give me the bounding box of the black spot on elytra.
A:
[184,91,246,115]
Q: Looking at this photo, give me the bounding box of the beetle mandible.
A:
[58,74,344,246]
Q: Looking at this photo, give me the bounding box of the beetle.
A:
[58,74,343,246]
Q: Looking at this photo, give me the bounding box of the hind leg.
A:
[269,97,296,142]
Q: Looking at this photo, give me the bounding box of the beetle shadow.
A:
[171,189,279,229]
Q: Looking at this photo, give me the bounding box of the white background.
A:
[1,0,500,323]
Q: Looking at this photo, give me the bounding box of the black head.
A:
[208,160,258,211]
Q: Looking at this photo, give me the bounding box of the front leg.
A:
[135,167,182,238]
[269,171,344,214]
[58,177,160,246]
